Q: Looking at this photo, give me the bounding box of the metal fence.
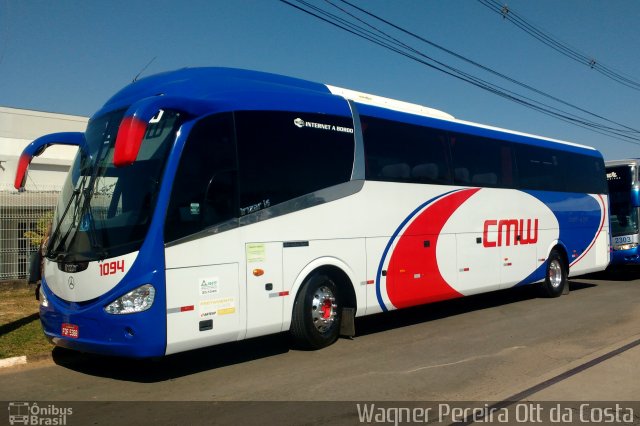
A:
[0,184,59,281]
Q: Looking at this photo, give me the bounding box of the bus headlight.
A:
[40,286,49,308]
[104,284,155,315]
[615,243,638,251]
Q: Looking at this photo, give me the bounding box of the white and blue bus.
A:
[16,68,609,358]
[606,159,640,265]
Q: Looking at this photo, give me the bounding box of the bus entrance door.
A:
[165,261,240,355]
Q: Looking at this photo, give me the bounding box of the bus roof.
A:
[97,67,600,157]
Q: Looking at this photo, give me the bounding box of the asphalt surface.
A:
[1,269,639,424]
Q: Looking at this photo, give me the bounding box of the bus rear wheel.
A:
[290,274,342,350]
[540,250,567,298]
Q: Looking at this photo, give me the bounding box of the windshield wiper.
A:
[47,174,89,259]
[49,130,116,261]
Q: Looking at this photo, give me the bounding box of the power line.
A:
[332,0,639,136]
[278,0,640,146]
[477,0,640,91]
[0,0,12,70]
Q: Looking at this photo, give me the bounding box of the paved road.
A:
[2,270,639,424]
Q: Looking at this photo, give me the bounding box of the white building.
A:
[0,106,88,280]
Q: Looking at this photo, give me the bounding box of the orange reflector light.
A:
[253,269,265,277]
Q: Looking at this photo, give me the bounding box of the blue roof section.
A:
[93,66,602,159]
[356,102,602,158]
[96,67,335,117]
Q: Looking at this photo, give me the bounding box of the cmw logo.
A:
[483,218,539,248]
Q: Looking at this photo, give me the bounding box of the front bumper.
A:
[610,245,640,266]
[39,282,166,358]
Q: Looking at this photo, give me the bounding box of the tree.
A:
[24,210,54,248]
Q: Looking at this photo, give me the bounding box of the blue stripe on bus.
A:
[513,191,603,287]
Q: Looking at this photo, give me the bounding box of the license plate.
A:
[61,323,79,339]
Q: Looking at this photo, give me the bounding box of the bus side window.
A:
[361,115,451,185]
[204,170,238,225]
[165,113,238,242]
[235,111,354,212]
[450,133,504,188]
[562,154,607,194]
[515,145,564,192]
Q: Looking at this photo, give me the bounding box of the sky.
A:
[0,0,638,161]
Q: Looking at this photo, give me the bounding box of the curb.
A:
[0,352,52,369]
[0,356,26,368]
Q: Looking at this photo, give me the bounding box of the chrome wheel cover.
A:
[548,259,563,288]
[311,285,337,333]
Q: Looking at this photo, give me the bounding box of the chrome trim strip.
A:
[347,99,365,181]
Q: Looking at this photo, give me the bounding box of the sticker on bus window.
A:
[293,118,353,133]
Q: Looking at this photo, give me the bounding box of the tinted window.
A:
[607,165,633,193]
[361,114,607,194]
[514,145,564,191]
[564,154,607,194]
[515,145,606,194]
[450,133,514,188]
[235,111,354,214]
[49,109,181,261]
[607,165,637,235]
[362,116,451,184]
[165,113,238,242]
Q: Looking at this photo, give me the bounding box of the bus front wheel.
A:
[290,274,342,350]
[540,250,567,298]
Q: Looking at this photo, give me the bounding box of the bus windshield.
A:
[608,165,639,237]
[47,109,181,262]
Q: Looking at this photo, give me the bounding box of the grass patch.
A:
[0,284,52,359]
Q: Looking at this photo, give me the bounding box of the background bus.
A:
[606,159,640,266]
[15,67,609,358]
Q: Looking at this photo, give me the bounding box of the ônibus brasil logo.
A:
[7,402,73,425]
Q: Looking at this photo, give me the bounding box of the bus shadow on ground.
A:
[51,281,596,383]
[582,266,640,282]
[354,281,595,338]
[51,331,292,383]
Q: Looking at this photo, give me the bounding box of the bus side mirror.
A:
[14,132,86,190]
[631,188,640,208]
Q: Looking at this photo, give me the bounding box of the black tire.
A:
[290,274,342,350]
[540,249,567,298]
